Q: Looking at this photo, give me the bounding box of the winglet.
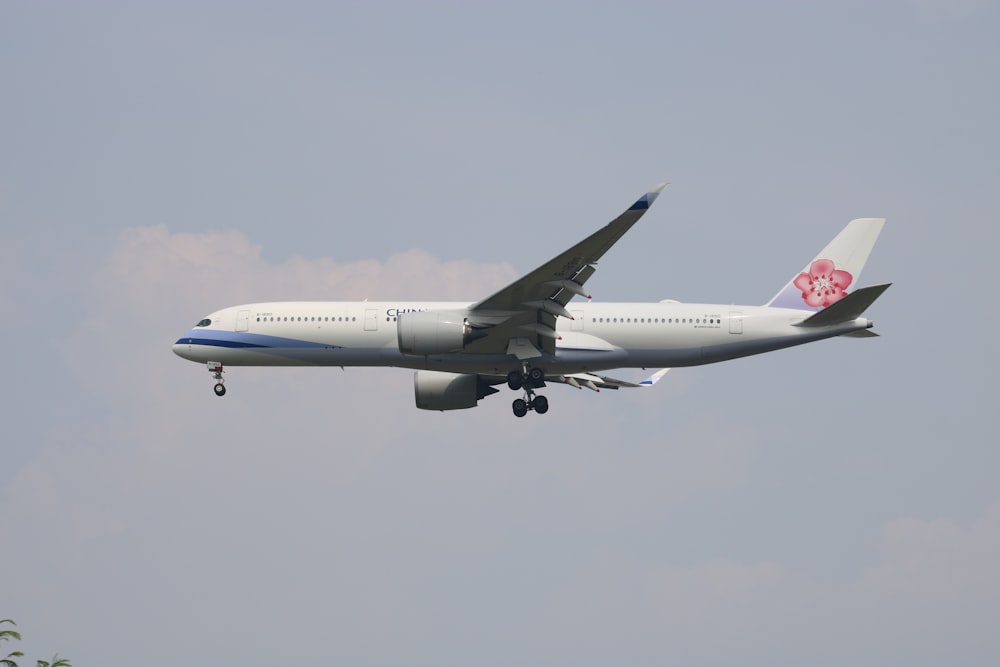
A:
[640,368,671,386]
[629,183,669,211]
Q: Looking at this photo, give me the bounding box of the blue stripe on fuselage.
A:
[176,337,270,349]
[175,329,338,350]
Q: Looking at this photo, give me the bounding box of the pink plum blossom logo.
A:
[794,259,853,307]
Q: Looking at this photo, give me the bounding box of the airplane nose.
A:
[173,337,194,360]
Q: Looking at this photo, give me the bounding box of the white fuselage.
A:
[172,300,872,374]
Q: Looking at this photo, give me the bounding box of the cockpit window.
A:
[196,318,212,327]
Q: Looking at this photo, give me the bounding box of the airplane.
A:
[172,184,890,417]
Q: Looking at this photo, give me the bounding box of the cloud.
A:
[859,505,1000,600]
[104,224,518,313]
[632,506,1000,665]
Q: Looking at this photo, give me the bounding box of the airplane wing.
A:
[477,367,670,393]
[559,368,671,391]
[465,183,668,356]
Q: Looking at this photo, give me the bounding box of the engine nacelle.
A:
[397,310,473,355]
[413,371,498,411]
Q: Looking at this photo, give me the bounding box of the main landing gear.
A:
[507,365,549,418]
[208,361,226,396]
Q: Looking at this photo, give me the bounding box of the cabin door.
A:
[729,311,743,334]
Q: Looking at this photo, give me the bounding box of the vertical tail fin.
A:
[766,218,886,311]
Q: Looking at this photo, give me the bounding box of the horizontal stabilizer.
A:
[797,283,891,327]
[841,329,880,338]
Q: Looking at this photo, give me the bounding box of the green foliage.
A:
[36,656,71,667]
[1,620,22,645]
[0,621,70,667]
[1,619,24,667]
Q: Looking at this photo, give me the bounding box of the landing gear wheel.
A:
[207,362,226,397]
[512,398,528,418]
[531,395,549,414]
[528,367,545,385]
[506,370,523,391]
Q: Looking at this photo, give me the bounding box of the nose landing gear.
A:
[208,362,226,396]
[509,364,549,417]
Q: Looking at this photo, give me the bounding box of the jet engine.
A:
[397,310,474,355]
[413,371,498,411]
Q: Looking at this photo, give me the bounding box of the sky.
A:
[1,1,998,665]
